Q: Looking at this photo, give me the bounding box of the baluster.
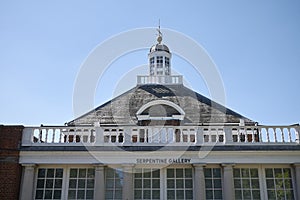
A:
[51,129,55,143]
[180,127,183,142]
[280,128,284,143]
[237,127,241,143]
[273,128,277,142]
[251,127,255,143]
[288,128,292,143]
[266,128,270,142]
[45,129,48,143]
[59,129,62,143]
[39,129,42,143]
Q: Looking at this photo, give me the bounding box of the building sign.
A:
[136,158,191,164]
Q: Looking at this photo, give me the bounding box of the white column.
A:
[193,163,206,200]
[20,164,36,200]
[293,163,300,200]
[122,164,134,200]
[222,163,235,200]
[94,164,105,200]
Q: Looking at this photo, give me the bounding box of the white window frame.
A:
[34,165,96,200]
[233,164,296,200]
[204,167,223,200]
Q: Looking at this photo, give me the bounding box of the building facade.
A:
[4,31,300,200]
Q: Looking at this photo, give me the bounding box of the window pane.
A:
[105,190,113,199]
[185,179,193,188]
[185,168,192,178]
[143,171,151,178]
[134,190,142,199]
[54,179,62,188]
[46,179,54,188]
[213,168,221,177]
[143,190,151,199]
[152,169,160,178]
[79,169,86,178]
[205,179,212,188]
[252,190,260,199]
[37,179,45,188]
[242,179,250,188]
[87,169,95,178]
[265,168,273,178]
[144,179,151,188]
[204,168,212,177]
[233,169,240,178]
[53,190,61,199]
[241,168,249,177]
[44,190,53,199]
[215,190,223,199]
[86,190,94,199]
[38,169,46,178]
[69,179,77,188]
[78,179,85,188]
[77,190,85,199]
[250,168,258,178]
[176,169,183,178]
[167,169,174,178]
[152,190,160,199]
[235,190,242,199]
[167,190,175,199]
[55,169,63,178]
[167,180,175,188]
[35,190,43,199]
[176,190,184,199]
[185,190,193,199]
[214,179,222,188]
[87,179,94,188]
[68,190,76,199]
[106,179,114,188]
[243,190,251,199]
[251,179,260,189]
[152,179,160,188]
[234,179,241,188]
[176,179,184,188]
[115,190,122,199]
[47,169,55,178]
[285,179,293,189]
[70,169,78,178]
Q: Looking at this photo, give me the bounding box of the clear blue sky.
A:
[0,1,299,126]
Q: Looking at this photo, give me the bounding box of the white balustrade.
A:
[137,75,183,85]
[21,125,300,146]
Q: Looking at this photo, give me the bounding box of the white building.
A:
[19,31,300,200]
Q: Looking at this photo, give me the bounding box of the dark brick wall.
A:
[0,125,24,200]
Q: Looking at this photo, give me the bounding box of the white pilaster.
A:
[20,164,36,200]
[193,163,206,200]
[222,163,235,200]
[293,163,300,200]
[122,164,135,200]
[94,164,105,200]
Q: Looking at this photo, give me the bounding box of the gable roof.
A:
[68,84,255,126]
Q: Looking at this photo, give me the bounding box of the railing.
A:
[21,125,300,146]
[137,75,183,85]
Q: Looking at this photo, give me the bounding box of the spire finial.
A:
[157,19,162,44]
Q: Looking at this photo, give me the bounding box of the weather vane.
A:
[156,19,162,44]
